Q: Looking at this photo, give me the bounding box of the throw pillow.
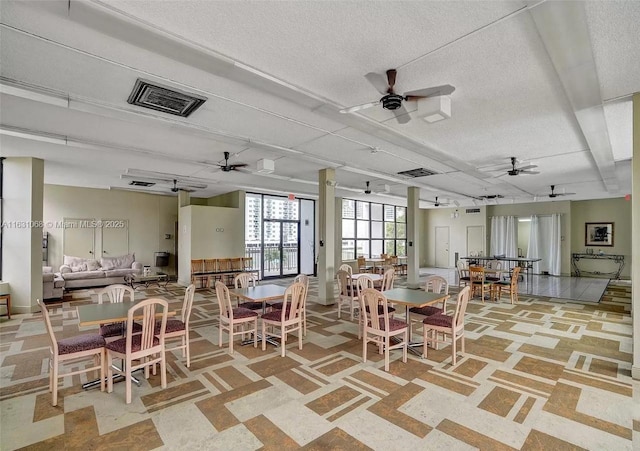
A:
[86,260,100,271]
[71,263,87,272]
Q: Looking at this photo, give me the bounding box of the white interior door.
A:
[101,219,129,258]
[435,226,450,267]
[63,218,96,259]
[467,225,485,256]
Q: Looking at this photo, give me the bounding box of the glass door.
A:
[263,220,299,278]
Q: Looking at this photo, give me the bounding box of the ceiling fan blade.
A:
[403,84,455,98]
[364,72,389,94]
[392,105,411,124]
[229,163,249,169]
[339,100,380,114]
[386,69,397,92]
[517,164,538,171]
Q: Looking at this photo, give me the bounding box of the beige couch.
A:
[43,266,64,299]
[59,254,142,289]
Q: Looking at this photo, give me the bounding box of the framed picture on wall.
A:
[585,222,614,247]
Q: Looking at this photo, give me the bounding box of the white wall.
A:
[423,207,487,267]
[43,185,178,274]
[177,205,244,285]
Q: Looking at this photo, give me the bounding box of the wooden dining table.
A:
[76,300,176,388]
[382,288,449,355]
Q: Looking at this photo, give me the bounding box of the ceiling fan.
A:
[339,69,455,124]
[213,151,249,172]
[547,185,575,198]
[364,181,372,194]
[431,196,449,207]
[504,157,539,176]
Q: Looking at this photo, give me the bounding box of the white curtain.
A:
[527,214,562,276]
[490,216,518,257]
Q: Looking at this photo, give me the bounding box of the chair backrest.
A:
[510,266,521,290]
[336,270,353,297]
[380,253,388,260]
[469,266,486,283]
[128,298,168,354]
[218,258,231,271]
[452,286,471,330]
[355,275,375,301]
[279,282,305,322]
[357,256,366,266]
[381,268,395,291]
[486,260,502,270]
[230,258,243,271]
[38,299,59,356]
[424,275,449,295]
[242,257,253,270]
[456,260,468,275]
[294,274,309,306]
[361,288,391,332]
[204,258,217,273]
[214,281,234,319]
[390,256,398,265]
[191,259,204,273]
[234,272,256,288]
[97,284,135,304]
[338,264,353,275]
[181,284,196,325]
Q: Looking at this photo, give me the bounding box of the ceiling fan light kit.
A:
[418,96,451,123]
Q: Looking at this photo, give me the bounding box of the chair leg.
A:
[229,326,234,355]
[219,320,223,348]
[99,350,105,393]
[303,309,307,336]
[384,336,390,372]
[281,330,287,357]
[422,327,428,359]
[452,334,457,366]
[52,356,59,406]
[160,350,167,389]
[107,352,114,394]
[402,329,408,364]
[185,333,191,368]
[337,299,342,319]
[252,318,257,348]
[298,323,303,350]
[363,333,368,363]
[262,321,267,351]
[125,357,132,404]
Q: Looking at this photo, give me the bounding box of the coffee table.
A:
[124,272,169,290]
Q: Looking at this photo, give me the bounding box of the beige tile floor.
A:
[0,276,636,450]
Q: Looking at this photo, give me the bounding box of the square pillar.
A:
[318,169,335,304]
[407,186,421,288]
[632,93,640,380]
[2,157,44,314]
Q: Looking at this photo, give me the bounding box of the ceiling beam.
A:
[530,1,619,193]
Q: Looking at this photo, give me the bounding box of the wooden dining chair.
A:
[157,284,196,367]
[97,284,140,340]
[422,286,471,366]
[106,298,168,404]
[39,299,106,406]
[338,264,353,275]
[492,266,521,304]
[469,266,492,303]
[270,274,310,335]
[357,256,373,273]
[336,270,358,320]
[355,275,395,339]
[260,281,305,357]
[204,259,218,287]
[233,272,263,311]
[215,281,258,354]
[408,275,449,341]
[485,260,503,282]
[191,259,208,288]
[360,288,408,372]
[380,267,395,291]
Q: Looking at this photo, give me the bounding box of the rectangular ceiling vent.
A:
[465,208,481,214]
[127,78,207,117]
[397,168,438,178]
[129,181,155,187]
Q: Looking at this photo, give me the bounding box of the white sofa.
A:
[59,254,142,289]
[43,266,65,299]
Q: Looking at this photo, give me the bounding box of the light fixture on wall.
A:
[418,96,451,123]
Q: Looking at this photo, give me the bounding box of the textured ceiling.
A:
[0,0,638,207]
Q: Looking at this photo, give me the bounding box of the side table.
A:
[0,294,11,319]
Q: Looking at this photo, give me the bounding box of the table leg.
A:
[404,305,424,356]
[82,363,141,389]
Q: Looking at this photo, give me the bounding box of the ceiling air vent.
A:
[465,208,481,214]
[129,181,155,187]
[397,168,438,178]
[127,78,207,117]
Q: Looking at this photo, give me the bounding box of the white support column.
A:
[632,93,640,380]
[178,190,190,208]
[407,187,421,288]
[318,169,335,304]
[334,196,343,271]
[2,157,44,313]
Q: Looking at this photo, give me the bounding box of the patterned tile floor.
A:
[0,277,637,450]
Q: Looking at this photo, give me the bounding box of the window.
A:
[341,198,407,259]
